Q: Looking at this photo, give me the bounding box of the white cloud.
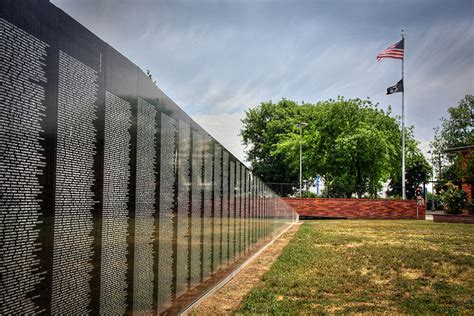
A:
[192,111,249,167]
[51,0,473,168]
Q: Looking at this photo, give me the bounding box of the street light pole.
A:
[438,152,441,180]
[300,124,302,198]
[401,29,406,199]
[298,122,308,198]
[428,150,435,210]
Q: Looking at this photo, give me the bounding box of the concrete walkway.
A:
[191,223,302,314]
[425,210,445,221]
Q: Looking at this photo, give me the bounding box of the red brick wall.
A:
[282,198,425,220]
[462,182,472,202]
[460,149,473,202]
[433,214,474,224]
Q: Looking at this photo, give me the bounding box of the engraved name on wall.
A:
[222,150,229,264]
[176,120,191,296]
[51,50,98,314]
[0,18,48,315]
[212,144,222,270]
[0,4,297,314]
[157,112,176,312]
[100,91,131,314]
[202,137,213,279]
[190,131,203,287]
[229,160,235,260]
[133,97,157,312]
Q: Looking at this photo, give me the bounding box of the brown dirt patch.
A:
[191,223,302,314]
[345,242,364,248]
[402,268,423,280]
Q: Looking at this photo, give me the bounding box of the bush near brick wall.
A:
[282,198,425,220]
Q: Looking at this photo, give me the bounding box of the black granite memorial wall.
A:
[0,0,298,314]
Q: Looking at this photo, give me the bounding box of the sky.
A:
[52,0,473,165]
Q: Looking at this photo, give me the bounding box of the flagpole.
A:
[401,29,406,200]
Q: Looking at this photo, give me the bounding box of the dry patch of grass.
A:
[238,220,474,315]
[402,268,424,280]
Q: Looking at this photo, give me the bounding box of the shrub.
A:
[301,190,318,198]
[439,182,467,214]
[467,202,474,215]
[425,192,444,210]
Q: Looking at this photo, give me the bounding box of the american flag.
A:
[377,38,404,61]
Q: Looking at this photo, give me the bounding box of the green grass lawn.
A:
[238,220,474,315]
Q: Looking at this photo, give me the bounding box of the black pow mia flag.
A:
[386,79,403,95]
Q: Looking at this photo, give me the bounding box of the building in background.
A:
[445,145,474,206]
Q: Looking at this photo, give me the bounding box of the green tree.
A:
[274,97,400,198]
[386,129,431,199]
[432,94,474,181]
[433,94,473,153]
[240,99,301,194]
[242,97,429,198]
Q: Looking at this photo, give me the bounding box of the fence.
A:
[265,182,408,198]
[0,1,297,314]
[267,180,471,202]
